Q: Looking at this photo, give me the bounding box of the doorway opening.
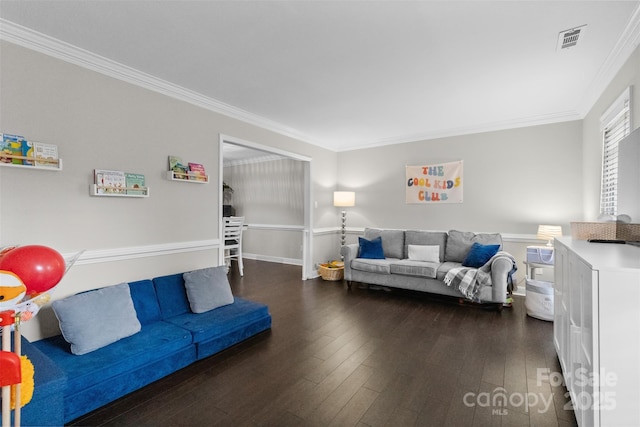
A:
[219,134,312,279]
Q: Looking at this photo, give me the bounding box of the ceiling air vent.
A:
[557,25,587,51]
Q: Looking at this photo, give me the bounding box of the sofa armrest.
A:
[489,255,514,303]
[20,336,67,427]
[340,244,359,280]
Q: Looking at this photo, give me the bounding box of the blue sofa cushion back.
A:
[152,273,191,319]
[128,279,162,325]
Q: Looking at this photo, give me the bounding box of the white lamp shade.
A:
[537,225,562,242]
[333,191,355,207]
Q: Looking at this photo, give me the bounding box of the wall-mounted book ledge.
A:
[0,154,63,171]
[166,170,209,183]
[1,133,61,170]
[89,184,150,197]
[92,169,148,197]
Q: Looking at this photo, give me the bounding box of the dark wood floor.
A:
[71,259,577,427]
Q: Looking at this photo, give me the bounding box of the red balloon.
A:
[0,246,16,260]
[0,245,65,295]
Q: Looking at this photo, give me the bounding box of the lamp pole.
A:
[333,191,355,261]
[340,209,347,247]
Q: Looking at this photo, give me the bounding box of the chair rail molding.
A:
[64,239,219,265]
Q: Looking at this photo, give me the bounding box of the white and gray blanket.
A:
[443,251,516,301]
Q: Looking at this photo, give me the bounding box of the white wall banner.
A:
[406,161,463,204]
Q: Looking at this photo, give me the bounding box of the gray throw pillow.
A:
[183,266,234,314]
[364,228,405,259]
[444,230,502,262]
[52,283,141,355]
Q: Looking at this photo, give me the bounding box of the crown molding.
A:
[0,19,321,147]
[576,3,640,116]
[335,110,583,152]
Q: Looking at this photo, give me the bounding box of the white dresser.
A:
[554,237,640,427]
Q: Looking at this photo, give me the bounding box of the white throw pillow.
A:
[408,245,440,263]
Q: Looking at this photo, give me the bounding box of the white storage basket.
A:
[526,246,554,265]
[525,279,554,321]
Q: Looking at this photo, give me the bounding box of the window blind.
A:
[600,101,631,216]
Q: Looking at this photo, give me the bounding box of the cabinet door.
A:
[554,243,569,371]
[575,258,597,427]
[566,249,582,401]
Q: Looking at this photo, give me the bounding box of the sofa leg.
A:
[346,280,352,289]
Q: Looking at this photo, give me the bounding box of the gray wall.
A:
[225,158,305,225]
[337,121,584,235]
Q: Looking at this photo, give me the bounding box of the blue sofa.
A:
[17,271,271,426]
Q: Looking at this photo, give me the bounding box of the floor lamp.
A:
[334,191,355,258]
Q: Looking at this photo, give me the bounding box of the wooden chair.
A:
[223,216,244,276]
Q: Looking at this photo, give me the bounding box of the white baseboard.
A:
[242,252,302,266]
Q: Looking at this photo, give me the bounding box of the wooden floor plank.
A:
[328,386,379,427]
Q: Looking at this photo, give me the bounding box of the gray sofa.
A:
[341,228,516,307]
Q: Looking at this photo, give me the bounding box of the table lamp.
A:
[537,225,562,246]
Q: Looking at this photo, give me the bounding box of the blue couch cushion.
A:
[128,279,162,325]
[63,346,195,423]
[195,315,271,361]
[32,321,192,394]
[163,297,269,344]
[358,236,385,259]
[462,242,501,268]
[152,273,191,319]
[20,337,66,427]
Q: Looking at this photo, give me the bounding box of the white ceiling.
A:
[1,1,639,152]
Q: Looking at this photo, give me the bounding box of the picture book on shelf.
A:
[34,142,59,167]
[22,140,34,166]
[1,133,26,165]
[169,155,188,179]
[188,162,207,182]
[126,173,146,195]
[95,169,126,194]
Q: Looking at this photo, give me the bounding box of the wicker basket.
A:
[318,262,344,281]
[570,222,640,241]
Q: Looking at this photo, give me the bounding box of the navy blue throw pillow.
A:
[358,236,385,259]
[462,242,500,268]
